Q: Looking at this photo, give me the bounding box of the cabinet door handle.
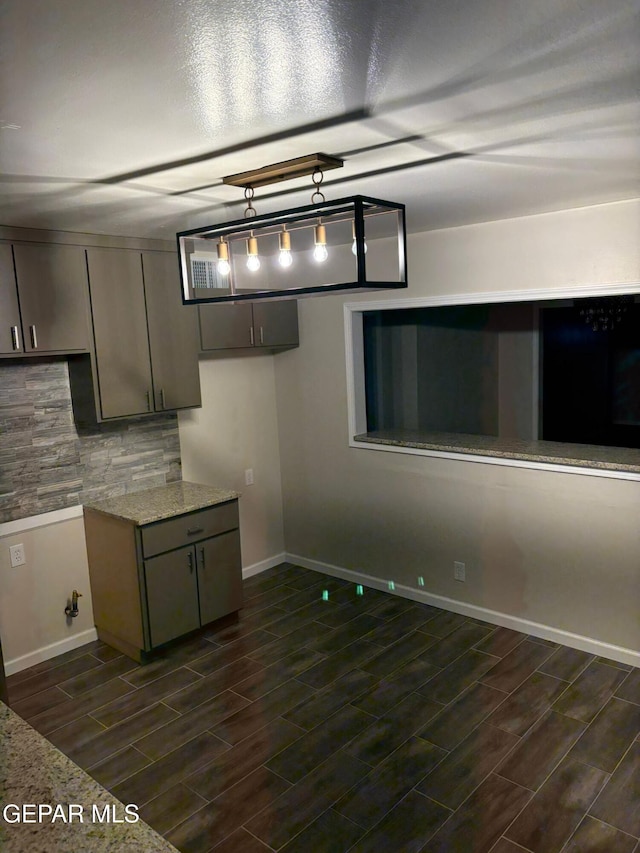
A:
[249,326,254,346]
[10,326,20,351]
[29,325,37,349]
[187,526,204,536]
[199,547,205,569]
[259,326,264,345]
[187,551,194,573]
[145,390,151,412]
[160,388,166,409]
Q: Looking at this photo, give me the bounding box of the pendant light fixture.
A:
[246,233,260,271]
[216,239,230,276]
[177,152,407,304]
[278,227,293,267]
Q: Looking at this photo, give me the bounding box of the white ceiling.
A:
[1,0,638,240]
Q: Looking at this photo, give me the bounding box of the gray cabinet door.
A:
[197,530,243,626]
[142,251,201,411]
[0,243,22,355]
[199,303,254,350]
[145,546,200,647]
[252,300,299,347]
[12,243,90,353]
[86,248,153,419]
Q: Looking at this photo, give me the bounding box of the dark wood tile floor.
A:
[7,563,640,853]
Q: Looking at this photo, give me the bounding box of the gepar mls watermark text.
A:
[2,803,139,824]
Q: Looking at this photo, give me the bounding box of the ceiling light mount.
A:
[223,153,344,189]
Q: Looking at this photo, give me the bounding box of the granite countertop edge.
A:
[82,481,241,526]
[0,701,178,852]
[354,432,640,474]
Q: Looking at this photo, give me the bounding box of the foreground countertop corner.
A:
[82,480,241,525]
[0,701,177,852]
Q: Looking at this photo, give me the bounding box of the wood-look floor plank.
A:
[138,783,208,837]
[111,731,231,807]
[480,641,554,694]
[569,697,640,772]
[72,703,180,769]
[418,682,507,751]
[562,816,638,853]
[505,758,609,853]
[417,723,520,810]
[486,671,569,737]
[552,661,627,723]
[420,773,532,853]
[334,737,446,830]
[347,791,449,853]
[496,710,585,791]
[588,741,640,837]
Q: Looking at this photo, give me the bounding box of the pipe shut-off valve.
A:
[64,590,82,618]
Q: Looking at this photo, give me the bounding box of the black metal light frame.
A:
[177,194,407,304]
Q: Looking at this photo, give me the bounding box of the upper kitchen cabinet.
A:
[0,242,90,356]
[142,251,201,412]
[71,247,201,421]
[199,300,299,352]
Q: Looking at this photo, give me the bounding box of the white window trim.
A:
[344,281,640,481]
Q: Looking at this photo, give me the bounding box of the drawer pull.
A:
[187,526,204,535]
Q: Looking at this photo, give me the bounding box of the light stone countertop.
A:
[354,430,640,474]
[82,481,240,526]
[0,701,178,852]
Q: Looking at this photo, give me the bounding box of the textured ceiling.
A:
[0,0,638,239]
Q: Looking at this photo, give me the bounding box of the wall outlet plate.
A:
[10,543,26,567]
[454,561,466,582]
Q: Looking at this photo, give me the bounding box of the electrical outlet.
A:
[244,468,254,486]
[10,543,26,567]
[454,561,466,582]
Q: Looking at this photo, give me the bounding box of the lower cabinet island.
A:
[83,481,242,662]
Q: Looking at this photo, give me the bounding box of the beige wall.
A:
[274,199,640,655]
[178,355,286,570]
[0,513,96,671]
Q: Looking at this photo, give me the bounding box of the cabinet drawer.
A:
[141,500,239,558]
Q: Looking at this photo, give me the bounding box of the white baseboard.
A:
[4,554,284,676]
[5,628,99,676]
[286,552,640,669]
[242,552,287,580]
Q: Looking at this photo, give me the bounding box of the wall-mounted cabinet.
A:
[0,242,90,357]
[199,300,299,352]
[70,248,201,421]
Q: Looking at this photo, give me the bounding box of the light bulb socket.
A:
[314,224,327,246]
[279,230,291,252]
[217,240,229,262]
[247,235,259,257]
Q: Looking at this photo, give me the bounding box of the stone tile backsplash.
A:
[0,360,181,522]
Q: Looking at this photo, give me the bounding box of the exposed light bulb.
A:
[278,229,293,267]
[314,223,328,263]
[351,221,367,255]
[246,235,260,272]
[216,240,230,276]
